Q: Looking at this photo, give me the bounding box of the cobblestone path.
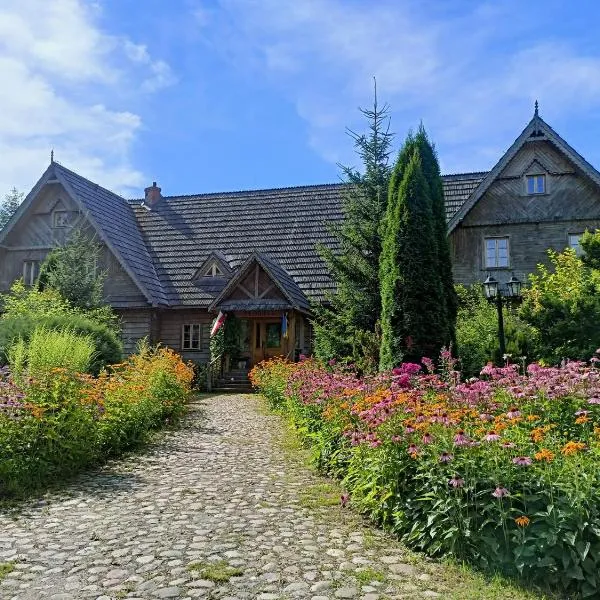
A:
[0,395,451,600]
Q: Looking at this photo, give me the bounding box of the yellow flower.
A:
[515,516,530,527]
[575,416,590,424]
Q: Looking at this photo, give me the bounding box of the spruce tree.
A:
[313,84,393,367]
[379,143,444,369]
[414,126,457,348]
[0,188,23,230]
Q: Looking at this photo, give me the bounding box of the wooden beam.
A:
[254,265,260,297]
[258,283,275,299]
[237,284,254,299]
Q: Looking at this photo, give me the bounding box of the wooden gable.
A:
[462,139,600,227]
[226,264,286,302]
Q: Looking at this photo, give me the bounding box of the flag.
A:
[282,312,289,339]
[210,311,227,337]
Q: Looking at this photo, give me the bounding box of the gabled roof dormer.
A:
[191,251,232,282]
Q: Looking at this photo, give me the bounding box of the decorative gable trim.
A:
[191,251,232,281]
[448,113,600,233]
[208,251,308,312]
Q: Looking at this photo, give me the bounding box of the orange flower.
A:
[527,415,541,422]
[594,427,600,437]
[515,516,530,527]
[561,441,586,455]
[575,415,590,424]
[534,448,555,462]
[530,427,545,442]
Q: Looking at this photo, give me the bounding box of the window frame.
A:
[181,323,202,351]
[53,210,70,228]
[23,260,40,286]
[568,232,584,256]
[484,236,510,269]
[202,262,224,278]
[525,174,546,195]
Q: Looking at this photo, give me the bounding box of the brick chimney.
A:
[144,181,162,208]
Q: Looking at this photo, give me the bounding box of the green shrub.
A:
[0,313,121,374]
[9,328,96,380]
[456,285,537,376]
[520,249,600,364]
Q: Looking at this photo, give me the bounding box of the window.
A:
[485,237,509,268]
[53,210,70,228]
[526,174,546,195]
[23,260,40,286]
[182,324,201,350]
[266,323,281,348]
[568,233,583,256]
[203,263,223,277]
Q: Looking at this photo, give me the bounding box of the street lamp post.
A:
[483,274,522,362]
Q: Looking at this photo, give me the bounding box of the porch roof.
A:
[218,299,293,312]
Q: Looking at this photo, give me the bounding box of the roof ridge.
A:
[53,161,128,200]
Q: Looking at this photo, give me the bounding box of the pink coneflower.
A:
[448,476,465,488]
[439,452,453,463]
[575,409,590,416]
[484,430,501,442]
[501,441,516,449]
[405,425,415,434]
[479,413,494,422]
[422,433,433,444]
[512,456,533,466]
[506,408,521,419]
[391,435,403,443]
[453,430,469,446]
[407,444,420,456]
[588,398,600,405]
[340,493,350,507]
[328,359,337,366]
[492,486,509,498]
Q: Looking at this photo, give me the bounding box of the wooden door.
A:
[252,320,283,365]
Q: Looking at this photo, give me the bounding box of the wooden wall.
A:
[451,139,600,286]
[0,181,148,307]
[116,309,154,355]
[158,309,214,363]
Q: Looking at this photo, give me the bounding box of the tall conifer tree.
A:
[414,126,457,348]
[313,83,393,368]
[379,138,445,369]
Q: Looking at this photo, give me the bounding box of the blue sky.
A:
[2,0,600,198]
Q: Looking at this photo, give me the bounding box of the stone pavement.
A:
[0,394,447,600]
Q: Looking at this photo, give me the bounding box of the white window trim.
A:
[525,173,546,195]
[484,236,510,269]
[568,232,584,256]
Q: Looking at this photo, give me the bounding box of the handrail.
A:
[206,353,223,392]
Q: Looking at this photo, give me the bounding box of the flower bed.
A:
[251,355,600,598]
[0,346,194,496]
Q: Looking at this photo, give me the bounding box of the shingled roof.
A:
[51,163,168,306]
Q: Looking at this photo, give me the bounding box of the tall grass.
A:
[9,327,96,379]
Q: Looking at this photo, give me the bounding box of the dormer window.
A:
[526,174,545,195]
[203,262,224,277]
[53,210,70,228]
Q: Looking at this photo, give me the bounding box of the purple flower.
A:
[405,425,415,434]
[407,444,419,456]
[328,359,337,366]
[453,430,469,446]
[391,435,403,443]
[483,431,501,442]
[501,441,516,449]
[448,476,465,488]
[492,486,510,498]
[422,433,433,445]
[439,452,453,463]
[479,413,494,422]
[506,408,521,419]
[589,397,600,405]
[512,456,533,466]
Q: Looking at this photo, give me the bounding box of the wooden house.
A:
[1,107,600,374]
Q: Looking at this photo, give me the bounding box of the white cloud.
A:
[202,0,600,173]
[0,0,175,196]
